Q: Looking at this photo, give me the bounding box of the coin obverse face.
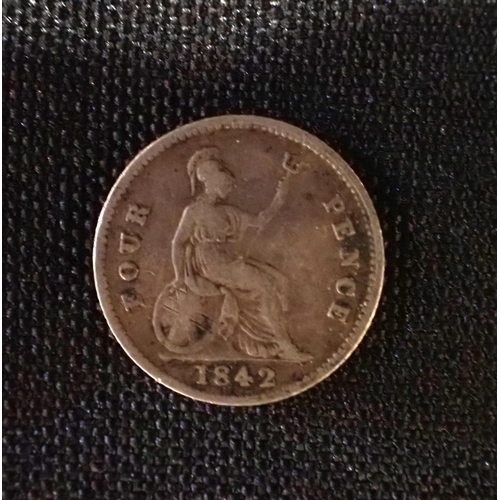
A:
[93,115,384,406]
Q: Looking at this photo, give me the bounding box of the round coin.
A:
[93,115,384,405]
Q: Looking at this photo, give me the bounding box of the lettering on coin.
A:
[340,249,360,269]
[118,261,139,281]
[117,204,151,310]
[126,204,151,226]
[332,218,356,241]
[322,194,345,214]
[194,365,276,388]
[327,301,351,324]
[120,289,144,312]
[335,277,356,297]
[119,232,142,254]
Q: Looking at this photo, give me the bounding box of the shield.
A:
[152,282,216,354]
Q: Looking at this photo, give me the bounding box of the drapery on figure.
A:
[167,147,311,362]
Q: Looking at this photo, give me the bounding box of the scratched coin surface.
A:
[93,115,384,405]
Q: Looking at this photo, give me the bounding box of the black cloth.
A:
[3,1,496,499]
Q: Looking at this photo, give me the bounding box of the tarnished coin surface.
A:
[94,115,384,405]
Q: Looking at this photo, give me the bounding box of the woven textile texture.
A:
[3,1,496,499]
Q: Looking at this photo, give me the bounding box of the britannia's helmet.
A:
[186,147,223,196]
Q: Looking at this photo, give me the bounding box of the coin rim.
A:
[93,115,385,406]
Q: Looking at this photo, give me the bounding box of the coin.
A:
[93,115,384,405]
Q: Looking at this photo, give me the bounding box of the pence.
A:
[93,115,384,405]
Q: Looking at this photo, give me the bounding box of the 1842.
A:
[194,365,276,388]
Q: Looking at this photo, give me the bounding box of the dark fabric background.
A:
[3,1,496,499]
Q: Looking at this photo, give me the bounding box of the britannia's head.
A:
[187,147,235,200]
